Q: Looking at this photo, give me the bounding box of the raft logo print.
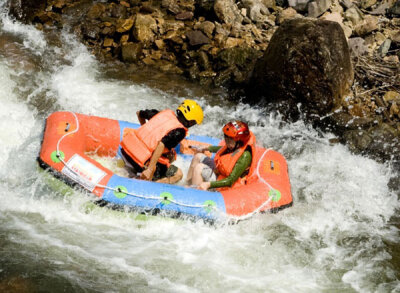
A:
[62,154,106,192]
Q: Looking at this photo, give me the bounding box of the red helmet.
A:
[223,121,250,143]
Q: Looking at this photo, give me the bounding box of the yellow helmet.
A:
[177,99,204,125]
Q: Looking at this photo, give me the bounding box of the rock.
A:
[354,15,378,36]
[224,37,245,48]
[384,91,400,102]
[133,14,157,43]
[320,12,343,24]
[344,6,363,26]
[348,37,369,56]
[214,0,243,24]
[377,39,391,57]
[288,0,310,12]
[110,3,127,19]
[120,34,130,44]
[249,18,354,120]
[369,1,391,15]
[82,22,102,40]
[175,11,194,20]
[384,55,399,63]
[389,0,400,15]
[330,0,344,13]
[276,7,299,24]
[8,0,47,22]
[339,0,353,9]
[121,42,143,62]
[164,20,185,32]
[87,3,106,20]
[155,39,165,49]
[197,21,215,37]
[390,102,400,118]
[242,0,270,23]
[186,30,210,46]
[308,0,332,18]
[116,18,134,33]
[103,38,114,47]
[361,0,377,9]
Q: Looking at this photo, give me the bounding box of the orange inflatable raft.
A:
[38,112,293,221]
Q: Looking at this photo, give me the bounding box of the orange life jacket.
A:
[214,132,257,187]
[121,109,187,168]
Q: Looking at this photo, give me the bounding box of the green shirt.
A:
[207,146,252,189]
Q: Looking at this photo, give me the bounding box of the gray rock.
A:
[348,37,369,56]
[288,0,310,12]
[378,39,392,57]
[308,0,332,18]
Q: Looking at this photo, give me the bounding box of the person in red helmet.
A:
[186,121,256,190]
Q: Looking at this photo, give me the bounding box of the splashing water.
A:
[0,7,399,292]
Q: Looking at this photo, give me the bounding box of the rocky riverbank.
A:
[8,0,400,169]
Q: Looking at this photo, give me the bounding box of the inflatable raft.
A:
[38,112,293,222]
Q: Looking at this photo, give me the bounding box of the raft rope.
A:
[55,112,278,222]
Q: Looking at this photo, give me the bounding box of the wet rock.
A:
[186,30,210,46]
[8,0,47,22]
[121,42,143,62]
[214,0,243,24]
[249,18,354,120]
[214,46,262,86]
[82,22,102,40]
[308,0,332,18]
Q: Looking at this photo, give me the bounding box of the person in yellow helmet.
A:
[120,100,203,182]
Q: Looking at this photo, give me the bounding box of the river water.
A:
[0,5,399,293]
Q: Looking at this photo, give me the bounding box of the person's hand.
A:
[140,167,154,181]
[198,182,211,190]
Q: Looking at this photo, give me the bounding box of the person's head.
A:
[176,100,203,128]
[222,121,250,151]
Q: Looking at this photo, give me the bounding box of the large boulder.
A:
[248,18,353,120]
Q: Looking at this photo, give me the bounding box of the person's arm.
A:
[140,141,165,181]
[207,151,252,189]
[207,145,221,153]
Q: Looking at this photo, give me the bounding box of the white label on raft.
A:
[62,154,106,192]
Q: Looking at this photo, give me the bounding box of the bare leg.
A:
[186,153,203,184]
[192,163,207,186]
